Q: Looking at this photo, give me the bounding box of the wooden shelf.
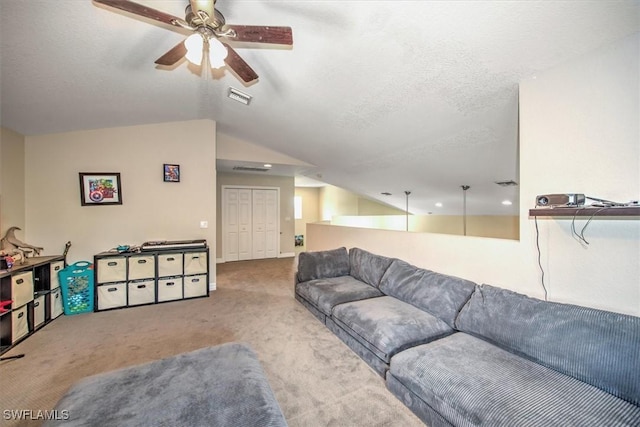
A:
[529,206,640,217]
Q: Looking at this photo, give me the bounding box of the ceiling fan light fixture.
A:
[208,37,228,69]
[185,33,204,65]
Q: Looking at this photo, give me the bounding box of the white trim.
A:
[216,257,225,264]
[278,252,295,258]
[209,282,216,291]
[221,185,281,262]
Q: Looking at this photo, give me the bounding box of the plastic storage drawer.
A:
[158,277,183,302]
[97,283,127,310]
[97,257,126,283]
[128,280,156,306]
[184,275,208,298]
[12,271,34,307]
[158,253,183,277]
[184,252,207,275]
[128,255,155,280]
[12,305,29,343]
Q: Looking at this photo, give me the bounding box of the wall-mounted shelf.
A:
[529,206,640,217]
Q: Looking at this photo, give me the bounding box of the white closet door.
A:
[224,189,239,261]
[265,190,278,258]
[238,189,252,261]
[252,189,266,259]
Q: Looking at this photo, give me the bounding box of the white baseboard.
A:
[278,252,295,258]
[209,282,216,291]
[216,258,225,264]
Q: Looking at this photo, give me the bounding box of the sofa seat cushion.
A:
[389,333,640,427]
[456,284,640,406]
[296,276,383,316]
[332,296,454,363]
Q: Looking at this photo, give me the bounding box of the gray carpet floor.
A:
[0,257,424,427]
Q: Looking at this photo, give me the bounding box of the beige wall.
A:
[331,214,519,240]
[295,187,320,254]
[216,172,295,260]
[1,127,27,235]
[309,34,640,316]
[319,184,406,220]
[24,120,217,285]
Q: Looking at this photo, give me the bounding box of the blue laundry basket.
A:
[58,261,95,315]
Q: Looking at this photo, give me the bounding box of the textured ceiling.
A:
[1,1,638,215]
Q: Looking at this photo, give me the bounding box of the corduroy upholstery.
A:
[379,260,476,328]
[332,296,454,363]
[296,247,350,282]
[349,247,395,288]
[295,248,640,426]
[388,333,640,426]
[295,276,383,317]
[455,284,640,407]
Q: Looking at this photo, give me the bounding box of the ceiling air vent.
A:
[228,87,252,105]
[233,166,270,172]
[495,180,518,187]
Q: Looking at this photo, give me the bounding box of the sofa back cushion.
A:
[297,247,350,282]
[379,259,476,328]
[456,284,640,406]
[348,247,394,288]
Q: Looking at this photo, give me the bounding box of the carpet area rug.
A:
[0,258,423,427]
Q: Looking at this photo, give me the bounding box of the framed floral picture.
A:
[79,172,122,206]
[163,164,180,182]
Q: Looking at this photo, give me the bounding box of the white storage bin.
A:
[128,280,156,306]
[12,304,29,343]
[128,255,155,280]
[158,277,183,302]
[12,271,34,307]
[33,295,46,328]
[50,260,65,289]
[184,275,208,298]
[184,252,207,275]
[157,253,183,277]
[50,288,64,319]
[97,283,127,310]
[97,257,126,283]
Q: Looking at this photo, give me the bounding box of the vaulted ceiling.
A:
[1,1,638,215]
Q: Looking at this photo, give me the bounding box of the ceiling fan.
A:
[94,0,293,83]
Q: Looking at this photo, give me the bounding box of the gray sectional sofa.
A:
[295,247,640,426]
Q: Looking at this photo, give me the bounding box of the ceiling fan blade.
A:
[225,25,293,45]
[94,0,182,26]
[155,40,187,66]
[223,43,259,83]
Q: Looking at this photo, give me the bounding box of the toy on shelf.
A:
[0,300,13,314]
[1,227,44,265]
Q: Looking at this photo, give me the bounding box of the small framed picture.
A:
[79,173,122,206]
[164,164,180,182]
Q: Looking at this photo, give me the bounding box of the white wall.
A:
[24,120,217,284]
[309,33,640,316]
